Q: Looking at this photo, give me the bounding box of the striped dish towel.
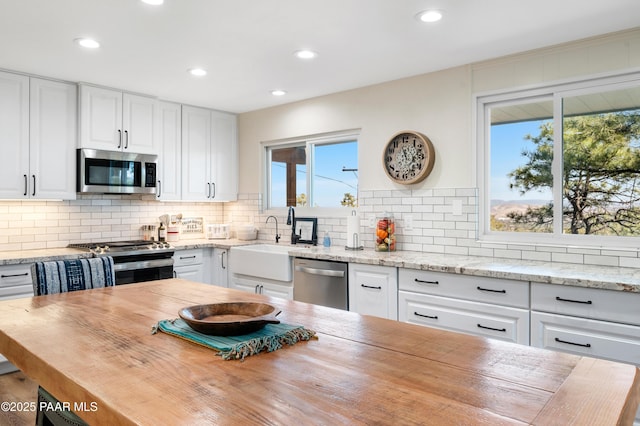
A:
[152,318,316,360]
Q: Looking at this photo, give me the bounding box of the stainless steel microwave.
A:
[77,149,158,194]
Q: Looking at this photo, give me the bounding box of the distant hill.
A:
[491,200,549,219]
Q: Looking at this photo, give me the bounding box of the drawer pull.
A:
[555,296,592,305]
[179,255,197,260]
[555,337,591,348]
[414,278,439,285]
[414,312,438,320]
[1,272,29,278]
[361,284,382,290]
[477,286,506,294]
[477,324,507,333]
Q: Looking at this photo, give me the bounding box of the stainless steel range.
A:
[68,240,174,285]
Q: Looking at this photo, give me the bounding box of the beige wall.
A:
[237,28,640,195]
[238,65,472,192]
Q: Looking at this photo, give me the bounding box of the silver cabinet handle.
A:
[294,265,345,278]
[207,182,211,198]
[211,182,216,199]
[117,129,122,149]
[221,251,226,269]
[124,130,129,149]
[157,180,162,198]
[179,255,197,260]
[32,175,36,196]
[23,174,27,196]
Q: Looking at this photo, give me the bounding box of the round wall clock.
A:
[382,131,435,184]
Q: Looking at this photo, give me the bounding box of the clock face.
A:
[383,131,435,184]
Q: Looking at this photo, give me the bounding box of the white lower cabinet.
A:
[399,292,529,344]
[348,263,397,320]
[173,249,208,284]
[531,282,640,424]
[211,248,228,288]
[531,311,640,364]
[398,269,530,344]
[0,264,34,374]
[230,274,293,300]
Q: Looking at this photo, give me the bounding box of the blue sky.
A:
[271,141,358,207]
[490,120,552,202]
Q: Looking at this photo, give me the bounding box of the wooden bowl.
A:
[178,302,281,336]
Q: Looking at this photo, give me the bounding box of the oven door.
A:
[111,252,174,285]
[77,148,157,194]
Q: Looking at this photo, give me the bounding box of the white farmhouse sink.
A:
[230,244,294,282]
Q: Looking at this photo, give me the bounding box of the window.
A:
[265,132,359,209]
[478,72,640,246]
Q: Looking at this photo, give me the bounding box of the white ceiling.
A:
[1,0,639,114]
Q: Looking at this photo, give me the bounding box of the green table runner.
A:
[152,318,316,360]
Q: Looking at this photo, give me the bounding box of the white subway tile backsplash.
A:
[619,257,640,268]
[494,249,522,260]
[583,255,619,267]
[0,187,638,269]
[552,253,584,264]
[521,251,552,262]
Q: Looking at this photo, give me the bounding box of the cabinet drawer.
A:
[348,264,397,320]
[0,264,32,287]
[399,269,529,309]
[531,311,640,366]
[0,264,33,298]
[399,291,529,345]
[531,282,640,326]
[173,249,203,267]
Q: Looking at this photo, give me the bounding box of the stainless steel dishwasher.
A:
[293,258,348,310]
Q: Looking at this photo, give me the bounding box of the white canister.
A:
[167,225,180,242]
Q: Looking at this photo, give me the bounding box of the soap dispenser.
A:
[323,231,331,247]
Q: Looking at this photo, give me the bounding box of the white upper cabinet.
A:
[181,105,211,200]
[29,78,77,199]
[79,84,157,154]
[156,101,182,200]
[211,111,238,201]
[0,71,76,200]
[0,72,29,198]
[181,105,238,201]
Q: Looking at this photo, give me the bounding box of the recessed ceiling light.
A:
[271,90,287,96]
[141,0,164,4]
[294,49,317,59]
[416,10,443,23]
[74,38,100,49]
[188,68,207,77]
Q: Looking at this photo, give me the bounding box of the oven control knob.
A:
[151,243,158,249]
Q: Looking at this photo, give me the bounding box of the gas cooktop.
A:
[68,240,173,256]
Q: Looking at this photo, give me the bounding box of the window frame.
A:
[476,70,640,248]
[262,129,360,215]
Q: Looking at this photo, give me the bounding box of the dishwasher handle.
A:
[295,265,345,278]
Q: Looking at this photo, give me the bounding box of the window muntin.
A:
[266,135,358,209]
[479,72,640,245]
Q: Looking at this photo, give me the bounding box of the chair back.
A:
[32,257,116,296]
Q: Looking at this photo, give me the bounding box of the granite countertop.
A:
[1,240,639,293]
[286,246,640,293]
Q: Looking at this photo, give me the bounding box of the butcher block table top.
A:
[0,279,638,425]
